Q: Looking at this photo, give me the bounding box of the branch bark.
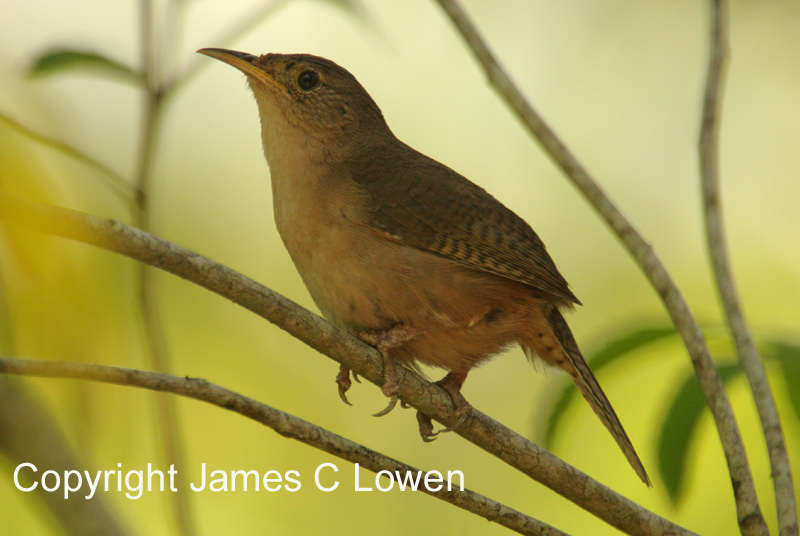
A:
[432,2,769,535]
[0,358,560,536]
[699,2,797,535]
[0,192,696,536]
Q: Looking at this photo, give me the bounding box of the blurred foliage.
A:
[656,360,741,504]
[768,341,800,424]
[538,324,800,505]
[28,49,141,85]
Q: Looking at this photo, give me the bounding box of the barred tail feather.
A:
[548,309,651,487]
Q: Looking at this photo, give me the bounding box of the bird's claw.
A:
[415,406,471,440]
[417,411,439,442]
[336,365,353,406]
[373,361,401,417]
[373,394,398,417]
[368,337,403,417]
[437,408,471,434]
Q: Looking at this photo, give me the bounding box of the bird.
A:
[198,48,650,486]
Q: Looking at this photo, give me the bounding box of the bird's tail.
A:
[533,307,651,487]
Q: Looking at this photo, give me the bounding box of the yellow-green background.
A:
[1,0,798,534]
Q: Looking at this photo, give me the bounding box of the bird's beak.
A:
[197,48,287,92]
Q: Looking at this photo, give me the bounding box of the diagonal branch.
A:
[0,358,561,536]
[699,1,797,535]
[432,2,769,534]
[0,192,697,536]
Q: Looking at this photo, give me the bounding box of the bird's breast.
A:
[269,162,378,324]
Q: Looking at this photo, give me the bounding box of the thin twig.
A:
[0,112,135,208]
[699,1,797,535]
[0,192,698,536]
[432,1,768,534]
[0,357,565,536]
[134,1,195,534]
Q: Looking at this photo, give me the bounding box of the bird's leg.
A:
[354,324,420,417]
[417,371,472,441]
[437,371,472,431]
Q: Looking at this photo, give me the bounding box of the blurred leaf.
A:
[657,362,741,504]
[765,340,800,423]
[28,49,140,84]
[585,326,677,369]
[540,325,677,447]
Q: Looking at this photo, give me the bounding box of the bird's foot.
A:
[356,325,420,417]
[417,371,472,441]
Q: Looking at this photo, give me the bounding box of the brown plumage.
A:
[198,48,650,486]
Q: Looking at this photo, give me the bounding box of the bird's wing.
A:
[347,141,580,306]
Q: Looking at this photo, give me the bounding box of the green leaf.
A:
[657,362,741,504]
[28,49,140,84]
[539,325,677,448]
[586,326,678,369]
[765,340,800,423]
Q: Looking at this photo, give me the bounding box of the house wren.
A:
[198,48,650,486]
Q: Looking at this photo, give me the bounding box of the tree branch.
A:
[0,192,697,536]
[0,358,559,536]
[432,2,768,534]
[699,1,797,535]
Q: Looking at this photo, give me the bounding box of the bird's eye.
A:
[297,70,320,90]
